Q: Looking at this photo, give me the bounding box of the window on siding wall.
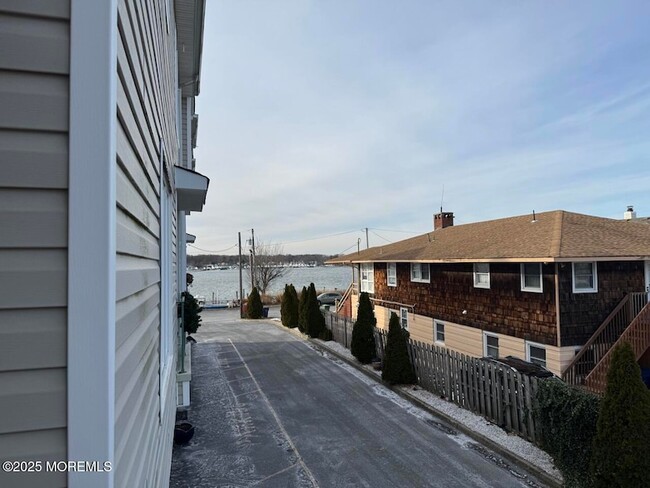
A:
[400,307,409,329]
[360,263,374,293]
[435,321,445,343]
[520,263,543,293]
[572,262,598,293]
[387,263,397,287]
[411,263,430,283]
[473,263,490,289]
[527,342,547,367]
[484,333,499,358]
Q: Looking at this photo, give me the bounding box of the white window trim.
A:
[360,263,374,294]
[410,263,431,283]
[520,263,543,293]
[526,341,547,367]
[483,332,499,358]
[400,307,409,329]
[387,262,397,287]
[434,320,445,344]
[473,263,490,289]
[68,2,117,486]
[572,261,598,293]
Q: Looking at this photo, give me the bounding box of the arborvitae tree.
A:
[246,287,263,319]
[351,292,376,364]
[306,283,326,338]
[287,284,299,328]
[590,342,650,487]
[280,284,291,327]
[180,291,202,334]
[298,286,308,333]
[382,312,417,385]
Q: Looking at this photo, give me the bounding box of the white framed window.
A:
[483,332,499,358]
[520,263,543,293]
[400,307,409,329]
[410,263,430,283]
[360,263,374,293]
[572,262,598,293]
[434,321,445,344]
[473,263,490,289]
[387,262,397,287]
[526,342,547,368]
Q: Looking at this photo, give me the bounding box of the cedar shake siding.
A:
[558,261,645,346]
[373,263,558,346]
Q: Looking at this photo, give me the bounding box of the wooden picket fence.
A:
[323,311,541,443]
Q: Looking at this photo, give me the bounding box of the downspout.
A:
[555,263,561,348]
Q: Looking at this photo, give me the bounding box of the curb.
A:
[304,337,563,488]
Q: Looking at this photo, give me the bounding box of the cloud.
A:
[188,1,650,255]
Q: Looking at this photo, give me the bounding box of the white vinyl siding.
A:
[520,263,543,293]
[0,5,70,484]
[473,263,490,289]
[411,263,430,283]
[387,262,397,287]
[360,263,374,293]
[572,262,598,293]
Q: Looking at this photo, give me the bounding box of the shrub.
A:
[298,286,308,333]
[287,284,299,328]
[246,287,263,319]
[535,378,600,487]
[306,283,326,338]
[590,342,650,487]
[382,312,417,385]
[280,284,291,327]
[351,292,376,364]
[319,327,333,341]
[180,291,202,334]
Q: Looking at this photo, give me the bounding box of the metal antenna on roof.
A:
[440,184,445,214]
[532,210,537,223]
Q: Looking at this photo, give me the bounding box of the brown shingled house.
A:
[328,210,650,392]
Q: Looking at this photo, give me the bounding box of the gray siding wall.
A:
[0,2,69,488]
[115,1,179,487]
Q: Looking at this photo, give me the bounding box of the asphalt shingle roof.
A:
[327,211,650,264]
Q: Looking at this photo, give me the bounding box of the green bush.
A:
[180,291,202,334]
[535,378,600,487]
[590,342,650,487]
[306,283,326,338]
[351,292,376,364]
[246,287,263,319]
[298,286,308,333]
[287,284,299,328]
[382,312,416,385]
[319,327,333,341]
[280,284,291,327]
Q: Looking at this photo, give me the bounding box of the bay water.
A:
[189,265,352,302]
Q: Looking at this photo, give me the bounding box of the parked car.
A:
[317,292,343,306]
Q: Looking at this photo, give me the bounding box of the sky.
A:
[187,1,650,256]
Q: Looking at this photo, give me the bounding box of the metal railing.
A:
[562,292,648,389]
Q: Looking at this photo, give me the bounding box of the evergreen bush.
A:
[280,284,291,327]
[306,283,326,338]
[535,378,600,487]
[382,312,417,385]
[590,342,650,487]
[246,287,263,319]
[319,327,333,341]
[351,292,376,364]
[298,286,308,333]
[180,291,202,334]
[287,284,299,328]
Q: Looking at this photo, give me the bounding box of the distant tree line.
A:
[187,253,336,268]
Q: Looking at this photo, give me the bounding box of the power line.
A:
[336,242,358,256]
[369,227,421,234]
[276,229,360,246]
[188,243,238,254]
[370,230,392,244]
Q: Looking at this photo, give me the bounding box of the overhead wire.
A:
[188,243,238,254]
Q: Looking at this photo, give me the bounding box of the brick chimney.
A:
[434,211,454,230]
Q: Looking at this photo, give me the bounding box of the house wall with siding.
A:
[115,1,179,487]
[558,261,644,346]
[0,2,70,487]
[373,262,558,346]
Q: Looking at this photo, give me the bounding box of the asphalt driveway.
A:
[170,310,543,487]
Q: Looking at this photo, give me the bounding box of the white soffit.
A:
[175,165,209,212]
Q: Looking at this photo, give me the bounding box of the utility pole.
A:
[365,227,369,249]
[250,228,256,291]
[238,232,243,318]
[357,238,360,254]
